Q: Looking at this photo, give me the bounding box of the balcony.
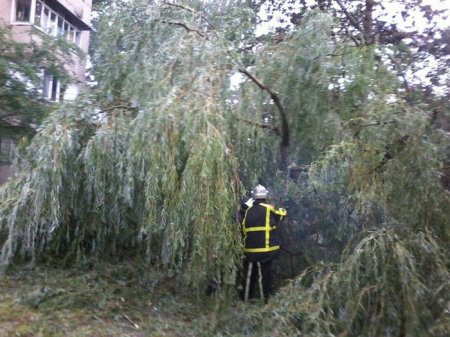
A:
[11,0,91,48]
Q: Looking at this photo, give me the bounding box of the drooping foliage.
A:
[1,0,274,292]
[0,24,72,132]
[258,230,449,337]
[0,0,449,334]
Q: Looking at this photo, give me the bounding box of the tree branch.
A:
[363,0,375,45]
[359,120,398,127]
[160,20,205,38]
[238,67,290,169]
[335,0,365,44]
[336,0,362,32]
[238,68,289,144]
[162,2,216,30]
[102,105,133,113]
[350,119,398,128]
[388,54,411,92]
[238,117,281,136]
[238,68,268,91]
[310,47,358,61]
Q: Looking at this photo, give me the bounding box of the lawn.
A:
[0,263,231,337]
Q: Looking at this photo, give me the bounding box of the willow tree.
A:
[0,0,295,293]
[0,0,253,292]
[230,1,448,336]
[0,1,449,331]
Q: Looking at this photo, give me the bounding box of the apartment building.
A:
[0,0,92,100]
[0,0,92,183]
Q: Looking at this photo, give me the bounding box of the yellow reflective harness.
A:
[242,203,286,253]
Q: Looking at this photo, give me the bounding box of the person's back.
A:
[242,199,284,262]
[240,184,286,301]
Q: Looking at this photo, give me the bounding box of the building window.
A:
[0,137,16,164]
[34,0,42,24]
[48,11,57,36]
[43,70,61,102]
[15,0,32,22]
[13,0,83,47]
[34,0,82,46]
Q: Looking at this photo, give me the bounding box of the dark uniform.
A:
[240,199,286,301]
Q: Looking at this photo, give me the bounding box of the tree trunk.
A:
[363,0,375,45]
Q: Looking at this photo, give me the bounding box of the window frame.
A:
[11,0,36,24]
[42,69,61,102]
[0,136,17,164]
[11,0,83,47]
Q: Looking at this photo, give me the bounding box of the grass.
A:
[0,262,226,337]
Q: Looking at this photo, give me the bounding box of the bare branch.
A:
[102,105,133,113]
[238,117,281,136]
[350,119,398,128]
[336,0,377,45]
[359,120,398,127]
[388,54,411,92]
[160,20,206,38]
[238,68,268,91]
[335,0,362,31]
[238,67,290,169]
[163,2,216,30]
[363,0,375,45]
[335,0,365,44]
[238,68,289,143]
[310,47,358,61]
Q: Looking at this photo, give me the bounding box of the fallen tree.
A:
[0,1,448,334]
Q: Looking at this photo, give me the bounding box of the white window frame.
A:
[0,137,17,164]
[42,69,61,102]
[11,0,37,24]
[11,0,83,47]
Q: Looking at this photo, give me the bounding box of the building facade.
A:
[0,0,92,183]
[0,0,92,101]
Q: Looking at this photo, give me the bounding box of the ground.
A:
[0,262,242,337]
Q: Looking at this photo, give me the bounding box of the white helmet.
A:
[251,184,269,199]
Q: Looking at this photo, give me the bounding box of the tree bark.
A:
[238,68,290,171]
[363,0,375,45]
[336,0,376,46]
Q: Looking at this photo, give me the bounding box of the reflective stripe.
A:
[244,245,280,253]
[243,226,277,232]
[260,203,287,216]
[242,203,284,253]
[265,204,270,249]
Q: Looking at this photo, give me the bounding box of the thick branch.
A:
[160,20,205,38]
[388,54,411,92]
[238,67,290,169]
[359,120,398,127]
[238,68,289,145]
[238,68,267,91]
[337,0,376,45]
[310,47,358,61]
[363,0,375,45]
[238,117,281,136]
[335,0,366,45]
[162,2,216,30]
[102,105,133,113]
[336,0,363,33]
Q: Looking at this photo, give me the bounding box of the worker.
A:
[240,184,287,302]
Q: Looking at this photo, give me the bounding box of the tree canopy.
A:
[0,1,449,336]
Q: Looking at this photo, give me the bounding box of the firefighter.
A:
[240,184,287,302]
